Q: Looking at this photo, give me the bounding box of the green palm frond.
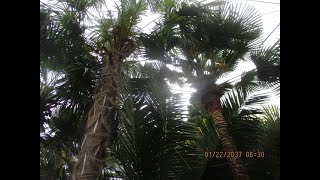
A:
[173,2,262,53]
[234,70,257,86]
[188,106,220,152]
[88,17,115,48]
[48,107,86,144]
[146,0,166,12]
[86,0,147,54]
[154,0,177,13]
[250,39,280,83]
[114,62,205,179]
[41,3,101,115]
[40,103,93,179]
[261,105,280,123]
[160,65,185,86]
[43,0,105,15]
[41,136,75,180]
[139,2,263,88]
[40,74,62,129]
[64,0,105,12]
[138,32,168,60]
[188,90,278,179]
[220,86,270,122]
[258,81,280,97]
[236,39,281,96]
[116,0,147,34]
[40,7,67,70]
[246,105,280,180]
[251,39,280,65]
[228,111,264,150]
[138,27,180,62]
[234,70,279,97]
[40,0,278,179]
[41,4,96,71]
[218,3,263,47]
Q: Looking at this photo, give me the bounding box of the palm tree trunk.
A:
[206,98,250,180]
[72,29,134,178]
[73,55,121,180]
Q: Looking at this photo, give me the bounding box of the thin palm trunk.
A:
[206,97,249,180]
[73,57,120,180]
[73,40,134,179]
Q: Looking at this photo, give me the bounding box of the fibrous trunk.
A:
[206,98,250,180]
[73,55,121,180]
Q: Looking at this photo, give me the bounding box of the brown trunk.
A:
[72,27,134,179]
[73,55,121,180]
[206,98,250,180]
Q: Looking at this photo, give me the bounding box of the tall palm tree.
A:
[72,1,158,178]
[40,0,173,179]
[40,1,280,179]
[139,1,265,179]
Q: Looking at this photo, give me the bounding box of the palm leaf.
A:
[114,62,205,179]
[40,74,62,129]
[250,39,280,93]
[220,86,269,121]
[246,105,280,180]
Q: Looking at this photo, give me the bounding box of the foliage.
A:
[40,0,280,179]
[113,63,205,179]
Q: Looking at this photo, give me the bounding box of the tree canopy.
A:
[40,0,280,179]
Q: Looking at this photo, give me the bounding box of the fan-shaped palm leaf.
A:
[113,62,205,179]
[248,39,280,96]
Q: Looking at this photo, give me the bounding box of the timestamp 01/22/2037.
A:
[204,151,265,158]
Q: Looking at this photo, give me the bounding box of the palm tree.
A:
[139,1,266,179]
[187,101,279,180]
[72,1,158,179]
[40,0,178,179]
[40,0,280,179]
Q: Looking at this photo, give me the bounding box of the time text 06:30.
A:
[204,151,265,158]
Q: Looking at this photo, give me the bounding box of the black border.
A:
[0,0,38,177]
[3,0,311,179]
[280,0,316,179]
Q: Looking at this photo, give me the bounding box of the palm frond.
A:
[41,4,96,72]
[138,27,179,62]
[140,2,263,87]
[220,86,270,122]
[188,105,220,152]
[229,112,264,151]
[40,135,75,179]
[233,68,279,98]
[174,2,262,52]
[65,0,105,12]
[138,32,167,60]
[261,105,280,122]
[40,74,62,129]
[246,105,280,179]
[250,39,280,83]
[115,62,205,179]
